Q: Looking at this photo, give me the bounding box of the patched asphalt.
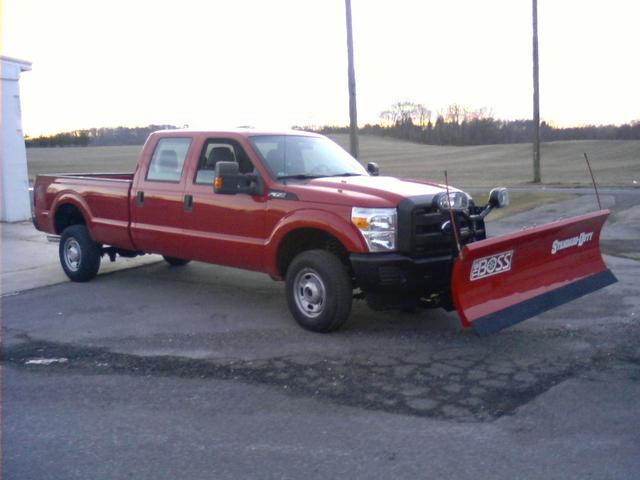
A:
[3,318,639,424]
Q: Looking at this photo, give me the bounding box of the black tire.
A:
[162,256,191,266]
[59,225,101,282]
[285,250,352,333]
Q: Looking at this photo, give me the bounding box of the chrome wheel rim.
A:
[293,268,326,318]
[63,238,81,272]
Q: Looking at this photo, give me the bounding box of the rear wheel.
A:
[285,250,352,332]
[162,255,191,266]
[59,225,101,282]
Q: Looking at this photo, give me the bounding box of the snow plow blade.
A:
[451,210,617,336]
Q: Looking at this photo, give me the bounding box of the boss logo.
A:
[470,250,514,281]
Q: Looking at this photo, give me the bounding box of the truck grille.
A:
[398,196,485,257]
[413,206,462,254]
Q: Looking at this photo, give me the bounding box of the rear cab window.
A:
[146,137,192,182]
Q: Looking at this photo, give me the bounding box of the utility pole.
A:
[532,0,541,183]
[345,0,359,159]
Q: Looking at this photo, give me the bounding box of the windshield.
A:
[249,135,368,181]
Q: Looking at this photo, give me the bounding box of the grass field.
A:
[330,135,640,190]
[26,136,640,190]
[27,145,142,180]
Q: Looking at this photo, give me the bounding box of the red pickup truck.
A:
[33,129,616,335]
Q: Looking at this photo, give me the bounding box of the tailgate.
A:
[451,210,617,336]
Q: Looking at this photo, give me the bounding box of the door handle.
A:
[183,194,193,212]
[136,191,144,207]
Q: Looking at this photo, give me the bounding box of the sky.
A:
[2,0,639,136]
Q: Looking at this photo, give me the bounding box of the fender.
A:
[44,180,136,251]
[264,208,368,278]
[50,190,95,235]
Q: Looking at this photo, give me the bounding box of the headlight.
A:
[434,192,469,211]
[351,207,397,252]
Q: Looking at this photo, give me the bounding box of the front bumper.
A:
[350,252,453,295]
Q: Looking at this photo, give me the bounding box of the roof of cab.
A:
[150,128,323,138]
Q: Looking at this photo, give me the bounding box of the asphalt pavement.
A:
[2,188,639,479]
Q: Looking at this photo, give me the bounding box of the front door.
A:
[182,138,267,271]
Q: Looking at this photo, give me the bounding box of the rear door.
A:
[182,137,267,271]
[130,136,192,257]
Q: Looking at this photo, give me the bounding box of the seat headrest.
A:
[210,147,235,164]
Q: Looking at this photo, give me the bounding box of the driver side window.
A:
[194,139,255,185]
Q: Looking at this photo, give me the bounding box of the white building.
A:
[1,56,32,222]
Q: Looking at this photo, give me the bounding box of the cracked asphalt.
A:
[2,188,639,479]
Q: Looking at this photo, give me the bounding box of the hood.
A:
[283,175,461,208]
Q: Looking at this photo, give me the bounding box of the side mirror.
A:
[214,161,241,194]
[367,162,379,176]
[488,187,509,208]
[214,161,263,195]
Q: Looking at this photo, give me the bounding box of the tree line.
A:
[27,105,640,148]
[25,125,180,147]
[316,101,640,146]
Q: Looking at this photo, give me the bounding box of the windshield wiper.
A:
[277,172,364,180]
[276,174,324,180]
[321,173,364,177]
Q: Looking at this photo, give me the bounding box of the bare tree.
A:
[466,107,494,122]
[379,110,396,125]
[445,104,466,125]
[414,104,432,127]
[380,101,421,125]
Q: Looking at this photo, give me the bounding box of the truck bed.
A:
[33,172,136,250]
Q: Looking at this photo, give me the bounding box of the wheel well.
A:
[277,228,349,278]
[54,204,86,234]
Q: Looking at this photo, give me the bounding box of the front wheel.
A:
[59,225,101,282]
[285,250,352,332]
